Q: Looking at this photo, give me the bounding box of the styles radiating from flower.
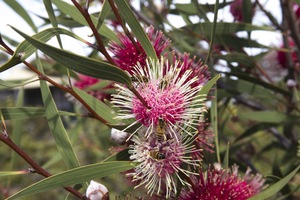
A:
[112,57,207,140]
[179,164,266,200]
[127,126,202,198]
[109,26,170,74]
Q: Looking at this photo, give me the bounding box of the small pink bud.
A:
[86,180,109,200]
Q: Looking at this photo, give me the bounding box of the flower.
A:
[179,165,266,200]
[86,180,109,200]
[74,74,113,101]
[112,57,207,139]
[170,53,210,88]
[230,0,255,22]
[127,126,202,198]
[277,40,299,69]
[109,26,170,74]
[111,128,129,144]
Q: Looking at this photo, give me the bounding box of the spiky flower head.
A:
[179,165,266,200]
[112,57,207,139]
[74,74,113,101]
[127,126,202,198]
[109,26,170,74]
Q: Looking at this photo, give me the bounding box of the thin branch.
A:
[107,0,143,54]
[0,132,86,199]
[70,0,115,65]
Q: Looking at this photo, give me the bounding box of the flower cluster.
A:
[179,165,266,200]
[108,26,265,199]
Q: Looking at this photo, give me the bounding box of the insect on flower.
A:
[149,150,165,160]
[156,118,166,142]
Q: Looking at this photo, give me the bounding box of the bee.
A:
[149,151,165,160]
[156,118,166,142]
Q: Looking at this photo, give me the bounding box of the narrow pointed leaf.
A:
[10,26,132,85]
[0,171,27,177]
[73,87,118,124]
[6,161,133,200]
[1,27,87,72]
[3,0,37,32]
[96,0,111,31]
[114,0,158,59]
[178,22,274,36]
[38,57,80,169]
[51,0,118,42]
[43,0,63,47]
[0,107,75,120]
[249,165,300,200]
[198,74,221,96]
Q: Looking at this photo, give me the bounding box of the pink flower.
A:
[109,26,170,74]
[127,126,202,198]
[277,40,299,69]
[179,165,266,200]
[112,57,207,139]
[230,0,255,22]
[74,74,113,101]
[171,53,210,88]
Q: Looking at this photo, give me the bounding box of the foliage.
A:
[0,0,300,199]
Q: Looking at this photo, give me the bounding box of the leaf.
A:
[37,57,80,169]
[73,87,118,124]
[0,78,37,89]
[6,161,134,200]
[1,27,87,72]
[95,0,111,31]
[214,53,255,67]
[3,0,37,32]
[43,0,63,47]
[239,111,287,123]
[178,22,274,36]
[114,0,158,59]
[249,165,300,200]
[198,74,221,96]
[0,107,75,120]
[51,0,119,42]
[0,171,27,177]
[10,26,132,85]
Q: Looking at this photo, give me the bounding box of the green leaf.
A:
[0,107,75,120]
[0,171,27,177]
[249,165,300,200]
[95,0,111,31]
[0,78,37,89]
[6,161,134,200]
[178,22,274,36]
[10,26,132,85]
[73,87,118,124]
[1,27,87,72]
[198,74,221,96]
[37,56,80,169]
[51,0,118,42]
[239,111,287,123]
[114,0,158,59]
[3,0,37,32]
[214,53,255,67]
[43,0,63,47]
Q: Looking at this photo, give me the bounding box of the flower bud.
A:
[111,128,128,144]
[86,180,109,200]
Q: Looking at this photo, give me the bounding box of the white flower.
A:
[111,128,128,144]
[86,180,109,200]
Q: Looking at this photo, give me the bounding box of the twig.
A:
[70,0,115,65]
[0,131,85,199]
[107,0,143,54]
